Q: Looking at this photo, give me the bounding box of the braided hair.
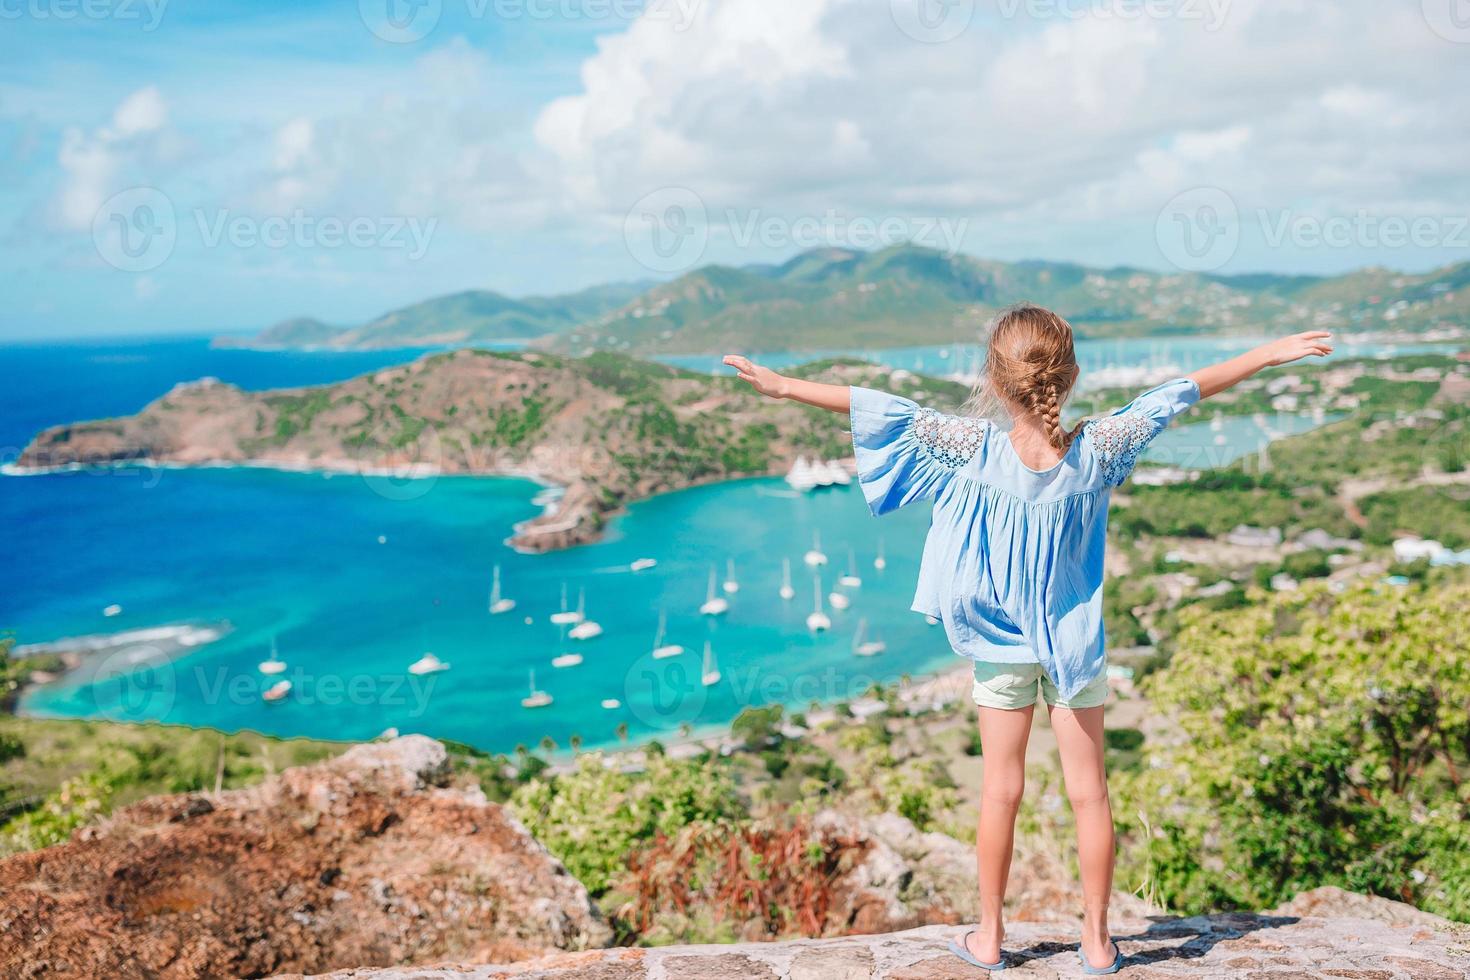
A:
[971,304,1082,452]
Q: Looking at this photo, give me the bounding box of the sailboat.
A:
[785,456,818,491]
[699,566,729,615]
[521,668,552,708]
[803,530,828,567]
[853,618,886,657]
[701,640,721,687]
[873,537,887,571]
[651,610,685,659]
[489,565,516,614]
[549,582,583,626]
[408,652,450,675]
[258,637,287,675]
[839,547,862,588]
[568,588,603,639]
[778,557,796,601]
[551,623,583,668]
[722,557,740,594]
[806,576,831,632]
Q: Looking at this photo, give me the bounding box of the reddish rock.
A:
[0,736,610,979]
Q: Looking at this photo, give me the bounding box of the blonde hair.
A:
[966,304,1082,452]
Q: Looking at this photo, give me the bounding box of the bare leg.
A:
[1049,704,1116,969]
[968,703,1034,963]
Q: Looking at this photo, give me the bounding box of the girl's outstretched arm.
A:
[1188,331,1334,399]
[723,354,851,414]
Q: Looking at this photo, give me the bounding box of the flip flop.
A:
[1079,940,1124,975]
[946,930,1006,971]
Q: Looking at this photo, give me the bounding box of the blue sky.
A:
[2,0,1468,339]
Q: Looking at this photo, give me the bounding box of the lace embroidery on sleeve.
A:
[1088,412,1160,486]
[911,408,987,469]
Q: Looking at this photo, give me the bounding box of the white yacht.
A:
[551,651,583,668]
[699,566,730,616]
[262,679,292,703]
[651,610,685,659]
[600,697,622,710]
[549,582,583,626]
[806,576,831,632]
[828,587,851,611]
[853,618,886,657]
[521,669,552,709]
[803,530,828,567]
[568,589,603,639]
[722,557,740,594]
[258,637,287,675]
[785,456,818,491]
[630,557,658,572]
[839,547,862,588]
[408,652,450,676]
[778,557,796,601]
[701,640,721,687]
[873,537,887,571]
[489,565,516,615]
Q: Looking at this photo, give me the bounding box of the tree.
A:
[1114,579,1470,922]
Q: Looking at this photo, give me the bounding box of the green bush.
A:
[1114,579,1470,922]
[510,752,745,896]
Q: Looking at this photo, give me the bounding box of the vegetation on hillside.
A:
[1112,579,1470,922]
[228,245,1470,355]
[0,699,345,855]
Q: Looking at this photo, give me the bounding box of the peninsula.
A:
[15,350,967,552]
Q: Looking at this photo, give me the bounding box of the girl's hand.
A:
[723,354,788,399]
[1259,331,1334,366]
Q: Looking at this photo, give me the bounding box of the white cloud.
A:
[527,0,1470,265]
[255,39,536,229]
[111,87,167,138]
[54,86,171,231]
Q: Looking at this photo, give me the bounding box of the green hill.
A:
[221,281,651,351]
[222,246,1470,354]
[554,245,1470,354]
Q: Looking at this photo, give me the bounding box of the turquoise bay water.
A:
[14,467,940,750]
[1,335,1454,752]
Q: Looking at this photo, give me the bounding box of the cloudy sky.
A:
[2,0,1468,339]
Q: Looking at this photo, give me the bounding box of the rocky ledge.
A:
[280,894,1469,979]
[0,736,609,978]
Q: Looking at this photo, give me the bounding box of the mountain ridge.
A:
[218,245,1470,355]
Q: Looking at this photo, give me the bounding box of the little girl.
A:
[725,305,1332,974]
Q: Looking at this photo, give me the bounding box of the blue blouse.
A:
[849,378,1201,700]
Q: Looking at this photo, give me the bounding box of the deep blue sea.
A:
[0,335,1455,752]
